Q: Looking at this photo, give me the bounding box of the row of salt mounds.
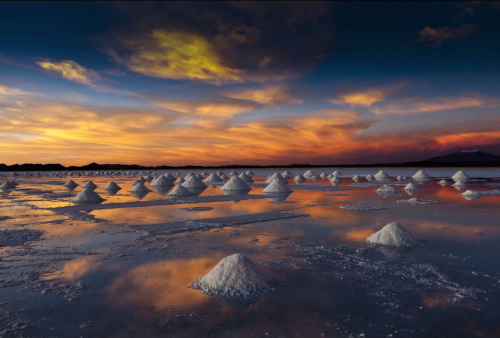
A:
[412,169,430,180]
[204,173,223,183]
[221,176,251,192]
[182,175,207,188]
[365,222,419,247]
[374,170,390,180]
[452,170,470,182]
[263,178,292,194]
[192,254,282,298]
[71,188,105,205]
[168,185,194,197]
[150,175,174,187]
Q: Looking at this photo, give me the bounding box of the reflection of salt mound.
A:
[374,170,390,180]
[404,182,418,192]
[452,181,466,190]
[266,173,287,184]
[182,175,207,188]
[204,173,223,183]
[221,177,251,191]
[332,170,342,177]
[63,180,78,188]
[303,170,316,179]
[412,170,430,180]
[151,175,174,187]
[168,185,194,197]
[452,170,470,182]
[192,254,282,298]
[104,181,121,191]
[460,190,481,201]
[293,174,306,184]
[376,184,398,196]
[82,181,97,190]
[266,192,292,204]
[263,179,292,193]
[438,179,448,186]
[71,188,105,205]
[365,222,418,247]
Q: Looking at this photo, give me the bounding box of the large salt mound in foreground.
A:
[192,254,282,298]
[365,222,419,247]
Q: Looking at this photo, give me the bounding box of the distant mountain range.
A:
[1,151,500,172]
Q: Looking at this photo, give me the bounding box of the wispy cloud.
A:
[330,84,404,107]
[417,24,478,46]
[225,85,303,105]
[37,60,100,85]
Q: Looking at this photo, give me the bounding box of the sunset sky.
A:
[1,1,500,166]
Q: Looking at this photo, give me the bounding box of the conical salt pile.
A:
[132,179,141,186]
[262,178,292,193]
[168,185,194,197]
[182,175,207,188]
[104,181,121,190]
[352,175,361,182]
[238,173,254,183]
[332,170,342,177]
[219,173,230,181]
[83,181,97,190]
[185,172,195,179]
[282,170,293,178]
[71,188,105,205]
[303,170,316,179]
[438,179,448,186]
[366,174,375,181]
[293,174,306,184]
[266,172,287,184]
[221,176,251,191]
[330,176,342,186]
[396,175,402,181]
[452,180,466,190]
[143,175,153,181]
[365,222,418,247]
[374,170,390,180]
[151,175,174,187]
[192,253,281,298]
[451,170,470,182]
[216,171,225,176]
[164,173,176,180]
[245,170,255,177]
[138,176,146,183]
[229,171,239,176]
[319,173,327,179]
[130,181,151,193]
[201,172,209,177]
[204,173,223,183]
[63,180,78,188]
[404,182,418,192]
[0,181,16,189]
[376,184,398,196]
[175,177,186,185]
[461,190,480,197]
[412,170,430,180]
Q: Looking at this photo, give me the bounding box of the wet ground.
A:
[1,168,500,338]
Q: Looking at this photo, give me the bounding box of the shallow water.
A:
[1,168,500,338]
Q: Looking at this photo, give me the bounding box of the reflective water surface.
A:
[1,168,500,337]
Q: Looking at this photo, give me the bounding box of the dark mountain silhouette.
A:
[427,150,500,163]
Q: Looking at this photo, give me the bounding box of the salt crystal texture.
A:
[365,222,419,247]
[192,254,282,298]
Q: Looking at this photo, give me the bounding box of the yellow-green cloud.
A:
[37,60,99,85]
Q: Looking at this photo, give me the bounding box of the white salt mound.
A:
[365,222,418,247]
[266,173,287,184]
[168,185,194,197]
[332,170,342,177]
[352,174,361,182]
[219,174,230,181]
[262,179,292,194]
[412,170,430,180]
[303,170,316,179]
[396,175,402,181]
[282,170,293,178]
[404,182,418,192]
[220,176,251,191]
[229,171,239,176]
[71,188,105,205]
[164,173,176,180]
[0,181,16,189]
[204,173,223,183]
[191,254,281,298]
[377,184,398,194]
[246,170,255,176]
[366,174,375,181]
[374,170,390,180]
[461,190,479,196]
[452,170,470,182]
[293,174,306,183]
[174,177,185,185]
[238,173,254,183]
[151,175,174,187]
[64,180,78,188]
[82,181,97,190]
[330,176,342,185]
[104,181,121,190]
[439,179,448,186]
[130,181,151,193]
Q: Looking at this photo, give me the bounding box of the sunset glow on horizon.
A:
[1,2,500,166]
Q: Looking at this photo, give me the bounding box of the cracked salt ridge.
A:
[339,205,385,210]
[46,194,267,212]
[135,211,309,236]
[0,229,44,247]
[397,198,440,205]
[262,238,483,304]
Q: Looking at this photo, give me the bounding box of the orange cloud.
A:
[331,84,404,107]
[226,85,303,105]
[418,24,478,46]
[370,94,500,115]
[37,60,100,85]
